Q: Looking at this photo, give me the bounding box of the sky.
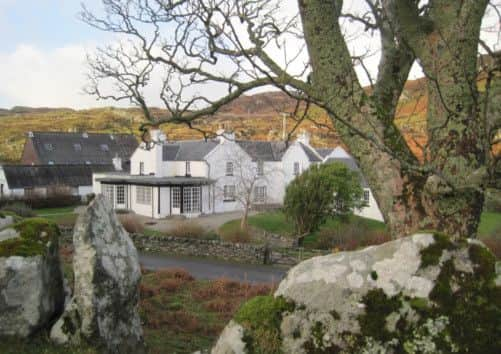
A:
[0,1,499,110]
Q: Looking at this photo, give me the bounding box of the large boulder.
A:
[213,233,501,353]
[50,195,144,353]
[0,219,64,337]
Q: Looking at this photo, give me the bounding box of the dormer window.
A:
[226,162,234,176]
[44,143,53,151]
[186,161,191,176]
[100,144,109,152]
[74,143,82,151]
[48,160,54,165]
[139,162,145,175]
[85,161,91,165]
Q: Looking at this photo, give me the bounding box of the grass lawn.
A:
[33,206,78,226]
[478,212,501,238]
[219,211,500,248]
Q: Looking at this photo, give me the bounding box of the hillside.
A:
[0,79,429,163]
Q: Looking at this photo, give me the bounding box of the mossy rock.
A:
[0,218,60,257]
[213,234,501,354]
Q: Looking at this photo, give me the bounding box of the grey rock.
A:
[50,195,144,353]
[0,225,64,337]
[0,228,19,242]
[0,215,14,230]
[213,233,499,353]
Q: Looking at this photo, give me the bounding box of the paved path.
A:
[139,252,287,284]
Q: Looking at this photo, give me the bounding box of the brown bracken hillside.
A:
[0,78,430,163]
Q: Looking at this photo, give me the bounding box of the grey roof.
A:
[316,148,334,158]
[2,164,115,189]
[299,143,322,162]
[325,157,369,188]
[29,132,138,166]
[96,175,214,186]
[162,140,218,161]
[236,140,288,161]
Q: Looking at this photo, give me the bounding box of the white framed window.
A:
[363,190,370,204]
[223,185,236,201]
[103,185,114,205]
[139,162,145,175]
[172,187,181,209]
[257,161,264,176]
[74,143,82,152]
[44,143,53,151]
[136,186,151,205]
[186,161,191,176]
[48,160,54,165]
[226,162,234,176]
[293,162,300,176]
[100,144,109,152]
[254,186,267,203]
[116,185,125,205]
[183,186,201,213]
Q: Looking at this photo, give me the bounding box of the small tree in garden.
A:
[283,162,364,243]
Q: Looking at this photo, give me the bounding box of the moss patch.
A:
[0,218,59,257]
[235,295,295,354]
[419,233,455,268]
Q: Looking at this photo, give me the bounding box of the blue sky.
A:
[0,1,498,109]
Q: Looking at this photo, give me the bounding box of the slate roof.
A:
[325,157,369,188]
[299,143,323,162]
[162,140,219,161]
[2,164,115,189]
[28,132,138,166]
[316,148,334,159]
[236,141,288,161]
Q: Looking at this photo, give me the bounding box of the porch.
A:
[95,175,215,219]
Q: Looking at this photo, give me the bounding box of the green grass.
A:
[478,212,501,238]
[33,207,77,226]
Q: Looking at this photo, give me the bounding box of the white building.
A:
[93,130,384,222]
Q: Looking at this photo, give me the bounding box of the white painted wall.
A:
[281,142,313,185]
[354,189,385,222]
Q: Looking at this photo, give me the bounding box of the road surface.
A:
[139,252,288,284]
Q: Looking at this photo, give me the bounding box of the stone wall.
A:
[130,234,267,264]
[59,226,326,266]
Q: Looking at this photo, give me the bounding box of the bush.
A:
[312,224,391,251]
[220,228,251,243]
[169,223,211,239]
[119,214,145,234]
[1,202,36,218]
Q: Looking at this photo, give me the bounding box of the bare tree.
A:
[81,0,501,238]
[216,148,278,231]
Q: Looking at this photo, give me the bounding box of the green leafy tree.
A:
[283,162,364,240]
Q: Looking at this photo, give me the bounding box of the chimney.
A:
[216,129,235,144]
[296,130,310,145]
[112,155,123,171]
[150,129,167,143]
[281,112,288,140]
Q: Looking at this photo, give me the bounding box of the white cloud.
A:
[0,43,122,109]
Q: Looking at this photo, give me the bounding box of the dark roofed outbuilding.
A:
[2,164,115,189]
[21,131,138,168]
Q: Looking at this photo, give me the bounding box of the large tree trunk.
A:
[298,0,487,238]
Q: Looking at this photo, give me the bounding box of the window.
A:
[48,160,54,165]
[186,161,191,176]
[172,187,181,209]
[102,185,114,205]
[257,161,264,176]
[226,162,234,176]
[73,143,82,152]
[139,162,145,175]
[223,185,236,201]
[254,186,267,203]
[44,143,53,151]
[293,162,300,176]
[363,190,370,204]
[136,186,152,205]
[100,144,109,152]
[116,185,125,205]
[183,186,201,213]
[0,184,3,197]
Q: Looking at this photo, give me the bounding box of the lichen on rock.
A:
[50,195,144,353]
[0,218,64,337]
[212,233,501,353]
